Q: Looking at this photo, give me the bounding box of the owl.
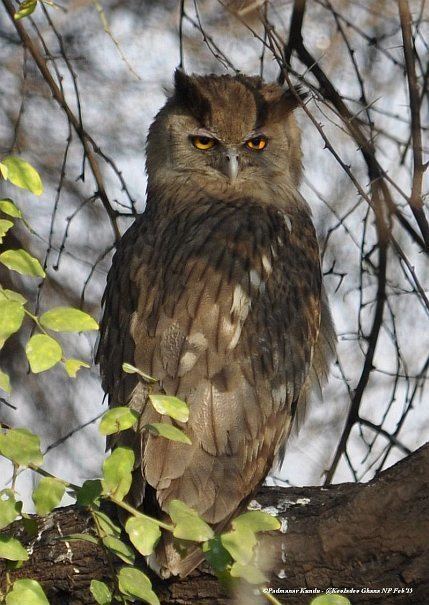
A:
[97,70,336,578]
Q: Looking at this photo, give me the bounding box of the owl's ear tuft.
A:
[174,69,211,123]
[283,85,308,107]
[264,84,308,122]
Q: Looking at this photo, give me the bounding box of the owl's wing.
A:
[97,214,147,410]
[97,213,155,506]
[290,285,336,433]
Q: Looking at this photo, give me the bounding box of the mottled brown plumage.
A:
[97,70,335,577]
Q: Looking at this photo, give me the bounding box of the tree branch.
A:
[1,443,428,604]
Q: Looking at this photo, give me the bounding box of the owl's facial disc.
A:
[146,73,304,199]
[188,128,268,182]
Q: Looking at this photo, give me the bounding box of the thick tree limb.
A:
[1,443,428,605]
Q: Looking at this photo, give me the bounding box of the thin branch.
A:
[43,411,104,456]
[281,0,429,251]
[2,0,120,241]
[359,417,412,456]
[179,0,185,69]
[398,0,429,244]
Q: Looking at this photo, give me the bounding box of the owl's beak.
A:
[223,150,239,182]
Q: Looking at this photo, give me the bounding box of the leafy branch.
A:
[0,157,98,389]
[0,388,286,605]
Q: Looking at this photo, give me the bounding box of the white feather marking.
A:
[249,269,266,294]
[178,351,198,375]
[221,315,234,336]
[282,213,292,232]
[228,284,251,350]
[249,269,262,288]
[230,284,251,321]
[188,332,208,349]
[273,384,287,406]
[261,254,272,275]
[228,322,244,351]
[221,313,243,351]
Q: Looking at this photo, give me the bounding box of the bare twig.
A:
[2,0,120,241]
[398,0,429,244]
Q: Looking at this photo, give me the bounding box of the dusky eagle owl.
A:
[97,70,335,577]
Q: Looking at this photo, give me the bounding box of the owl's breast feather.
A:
[134,199,321,396]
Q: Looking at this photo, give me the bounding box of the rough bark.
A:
[1,443,427,605]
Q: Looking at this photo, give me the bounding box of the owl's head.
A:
[146,71,304,205]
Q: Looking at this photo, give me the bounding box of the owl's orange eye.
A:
[246,136,267,151]
[191,136,216,150]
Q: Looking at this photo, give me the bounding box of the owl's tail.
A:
[148,507,240,578]
[148,532,205,578]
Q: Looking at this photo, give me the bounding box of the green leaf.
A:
[0,199,22,218]
[92,510,121,538]
[0,535,28,561]
[145,422,191,445]
[90,579,112,605]
[1,156,43,195]
[122,362,157,383]
[117,567,160,605]
[232,510,280,533]
[149,394,189,423]
[0,300,25,348]
[61,533,98,545]
[0,490,21,530]
[220,526,256,565]
[26,334,62,373]
[125,516,161,556]
[310,597,352,605]
[40,307,98,332]
[0,428,43,467]
[102,447,134,501]
[32,477,65,515]
[5,559,24,571]
[64,358,90,377]
[6,579,49,605]
[76,479,103,506]
[0,163,9,179]
[0,219,13,243]
[99,407,139,436]
[0,368,11,393]
[14,0,38,20]
[102,536,135,564]
[0,287,27,304]
[230,561,267,584]
[202,536,232,573]
[168,499,214,542]
[0,249,45,278]
[22,517,38,538]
